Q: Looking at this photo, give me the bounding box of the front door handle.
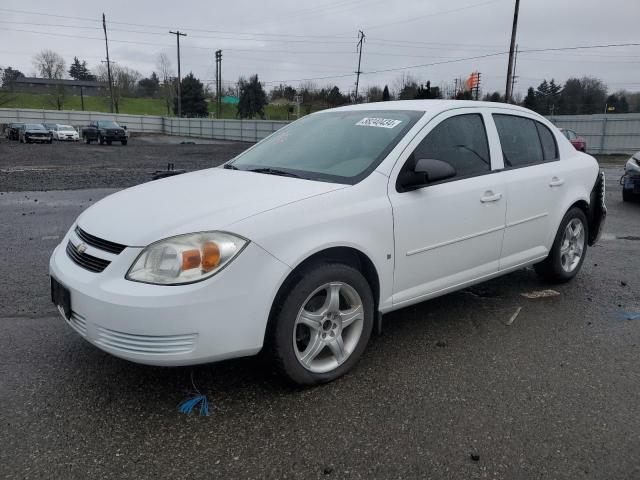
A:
[549,177,565,187]
[480,191,502,203]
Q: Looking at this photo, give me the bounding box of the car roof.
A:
[325,99,537,116]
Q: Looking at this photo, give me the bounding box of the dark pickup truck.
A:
[81,120,128,145]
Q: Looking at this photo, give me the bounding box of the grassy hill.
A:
[0,91,316,120]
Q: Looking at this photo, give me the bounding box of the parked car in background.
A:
[5,122,24,140]
[621,151,640,202]
[50,100,606,386]
[19,124,53,144]
[81,120,128,145]
[560,128,587,152]
[43,123,58,134]
[52,124,80,142]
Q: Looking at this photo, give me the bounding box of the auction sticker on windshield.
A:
[355,117,403,128]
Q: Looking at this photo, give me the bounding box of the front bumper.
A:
[25,135,51,143]
[49,229,290,366]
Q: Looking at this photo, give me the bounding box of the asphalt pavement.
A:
[0,151,638,479]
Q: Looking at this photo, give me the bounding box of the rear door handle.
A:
[480,191,502,203]
[549,177,565,187]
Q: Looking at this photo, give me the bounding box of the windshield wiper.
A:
[223,163,238,170]
[247,167,301,178]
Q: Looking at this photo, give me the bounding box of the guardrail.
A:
[1,107,638,153]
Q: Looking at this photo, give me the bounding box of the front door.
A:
[388,110,506,307]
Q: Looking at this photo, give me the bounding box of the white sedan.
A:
[49,100,606,385]
[52,124,79,142]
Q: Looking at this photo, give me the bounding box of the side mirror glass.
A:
[397,159,456,192]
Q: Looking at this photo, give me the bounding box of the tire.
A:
[84,136,91,144]
[268,263,374,386]
[48,139,53,144]
[106,140,112,145]
[623,188,633,202]
[534,207,588,283]
[98,134,104,145]
[121,140,127,146]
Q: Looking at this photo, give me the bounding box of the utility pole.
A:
[102,13,115,113]
[215,50,222,118]
[354,30,365,103]
[509,44,519,101]
[170,30,187,117]
[504,0,520,103]
[475,72,481,100]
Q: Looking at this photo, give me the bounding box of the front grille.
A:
[95,326,197,355]
[66,241,111,273]
[75,226,126,254]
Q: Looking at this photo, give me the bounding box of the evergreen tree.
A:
[237,74,267,119]
[523,87,538,111]
[68,56,96,81]
[173,73,208,117]
[138,72,160,97]
[327,86,347,107]
[382,85,390,101]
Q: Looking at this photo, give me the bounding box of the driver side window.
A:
[407,114,491,181]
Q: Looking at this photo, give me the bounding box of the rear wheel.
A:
[98,134,104,145]
[106,140,112,145]
[84,136,91,144]
[268,263,374,386]
[534,207,588,283]
[623,188,633,202]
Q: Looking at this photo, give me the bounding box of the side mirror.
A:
[123,125,127,130]
[397,159,456,192]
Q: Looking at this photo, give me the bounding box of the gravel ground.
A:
[0,141,639,479]
[0,136,250,191]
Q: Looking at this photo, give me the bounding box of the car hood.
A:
[77,167,346,246]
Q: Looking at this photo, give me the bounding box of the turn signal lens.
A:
[201,242,221,272]
[181,249,201,270]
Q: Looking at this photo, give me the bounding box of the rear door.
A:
[388,108,506,306]
[491,112,562,269]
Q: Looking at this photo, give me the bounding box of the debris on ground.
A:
[620,281,628,287]
[617,311,640,321]
[520,289,560,299]
[470,453,480,462]
[435,340,448,348]
[506,306,522,326]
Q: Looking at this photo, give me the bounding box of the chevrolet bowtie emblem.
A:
[76,243,87,254]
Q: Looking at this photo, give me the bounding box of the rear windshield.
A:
[229,110,422,184]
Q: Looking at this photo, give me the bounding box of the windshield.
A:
[26,124,45,130]
[58,125,75,130]
[229,110,422,184]
[97,121,119,128]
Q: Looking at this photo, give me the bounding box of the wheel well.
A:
[569,199,589,219]
[264,247,381,345]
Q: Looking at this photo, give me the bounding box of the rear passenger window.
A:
[493,114,543,167]
[535,122,558,161]
[410,114,490,179]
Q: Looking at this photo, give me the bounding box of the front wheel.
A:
[534,207,588,283]
[98,134,104,145]
[121,139,127,146]
[623,189,633,202]
[268,263,374,386]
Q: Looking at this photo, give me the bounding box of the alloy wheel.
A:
[560,218,585,272]
[293,282,365,374]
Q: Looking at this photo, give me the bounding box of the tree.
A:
[269,84,296,101]
[96,63,141,113]
[482,91,502,102]
[157,53,176,115]
[173,73,208,117]
[365,85,383,103]
[395,72,419,100]
[68,57,96,81]
[237,74,267,119]
[33,50,66,79]
[1,66,24,88]
[138,72,160,98]
[414,81,441,99]
[327,86,348,107]
[382,85,391,101]
[523,87,538,111]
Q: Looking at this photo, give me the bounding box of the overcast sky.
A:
[1,0,639,98]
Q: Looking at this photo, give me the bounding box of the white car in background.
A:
[52,124,79,142]
[50,100,606,385]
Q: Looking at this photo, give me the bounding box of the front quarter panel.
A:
[228,173,395,311]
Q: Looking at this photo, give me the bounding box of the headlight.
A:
[126,231,248,285]
[626,156,640,174]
